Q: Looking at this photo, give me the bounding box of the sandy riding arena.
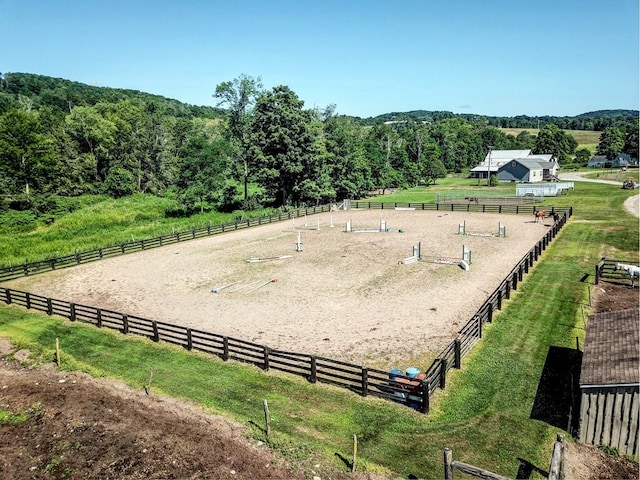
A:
[7,210,554,368]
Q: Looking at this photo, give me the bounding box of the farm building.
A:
[497,159,544,182]
[578,307,639,457]
[515,182,574,197]
[588,153,636,168]
[587,155,608,168]
[470,150,559,180]
[469,149,532,179]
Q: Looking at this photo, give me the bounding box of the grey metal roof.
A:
[580,308,640,387]
[500,158,545,170]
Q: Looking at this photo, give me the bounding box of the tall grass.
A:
[0,194,243,266]
[0,180,637,477]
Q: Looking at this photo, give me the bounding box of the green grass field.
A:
[0,180,638,477]
[499,128,601,154]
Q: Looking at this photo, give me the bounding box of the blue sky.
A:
[1,0,638,118]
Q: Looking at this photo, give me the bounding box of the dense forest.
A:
[0,72,638,218]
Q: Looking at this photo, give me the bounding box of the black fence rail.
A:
[0,206,571,413]
[0,204,334,283]
[595,257,640,285]
[350,202,571,217]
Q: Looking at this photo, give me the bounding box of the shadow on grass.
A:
[530,346,582,436]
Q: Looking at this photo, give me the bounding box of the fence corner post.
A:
[443,447,453,480]
[421,380,430,414]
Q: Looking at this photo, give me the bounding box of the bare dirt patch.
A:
[0,355,307,480]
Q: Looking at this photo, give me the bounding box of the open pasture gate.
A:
[345,218,387,233]
[457,220,506,237]
[401,242,472,270]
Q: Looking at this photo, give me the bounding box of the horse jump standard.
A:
[458,221,506,237]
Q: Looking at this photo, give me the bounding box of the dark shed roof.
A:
[580,308,640,387]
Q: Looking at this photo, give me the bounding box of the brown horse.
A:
[534,210,547,222]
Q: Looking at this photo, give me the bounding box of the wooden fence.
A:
[595,257,640,285]
[0,203,572,413]
[443,434,565,480]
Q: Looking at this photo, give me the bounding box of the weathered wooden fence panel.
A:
[579,386,639,456]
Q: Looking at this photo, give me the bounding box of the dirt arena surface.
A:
[6,210,553,368]
[7,209,554,368]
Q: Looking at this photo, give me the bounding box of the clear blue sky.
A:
[1,0,638,118]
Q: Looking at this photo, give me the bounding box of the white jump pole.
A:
[296,231,303,252]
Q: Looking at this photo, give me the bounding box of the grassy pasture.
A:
[500,128,601,152]
[0,180,638,478]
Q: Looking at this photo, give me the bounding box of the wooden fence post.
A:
[6,289,11,304]
[122,314,129,334]
[223,337,229,360]
[152,321,159,342]
[361,367,368,397]
[309,356,317,383]
[186,328,193,350]
[439,359,447,389]
[25,292,31,309]
[96,309,102,328]
[478,315,483,339]
[444,447,453,480]
[69,303,76,321]
[518,264,523,281]
[420,380,430,414]
[454,339,461,368]
[55,338,61,367]
[263,346,270,371]
[263,399,271,437]
[548,433,565,480]
[352,434,358,473]
[47,297,52,315]
[487,302,493,323]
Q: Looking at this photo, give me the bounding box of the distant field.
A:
[499,128,601,151]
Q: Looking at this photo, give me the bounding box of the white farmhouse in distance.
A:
[470,149,559,181]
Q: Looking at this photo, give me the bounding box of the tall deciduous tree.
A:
[623,122,639,161]
[0,109,58,196]
[596,126,625,160]
[324,115,373,199]
[249,85,316,206]
[533,124,578,164]
[175,135,234,213]
[65,105,116,180]
[214,75,263,201]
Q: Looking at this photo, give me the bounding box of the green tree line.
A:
[0,72,637,218]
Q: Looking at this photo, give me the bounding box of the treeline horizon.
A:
[2,72,637,129]
[0,72,637,220]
